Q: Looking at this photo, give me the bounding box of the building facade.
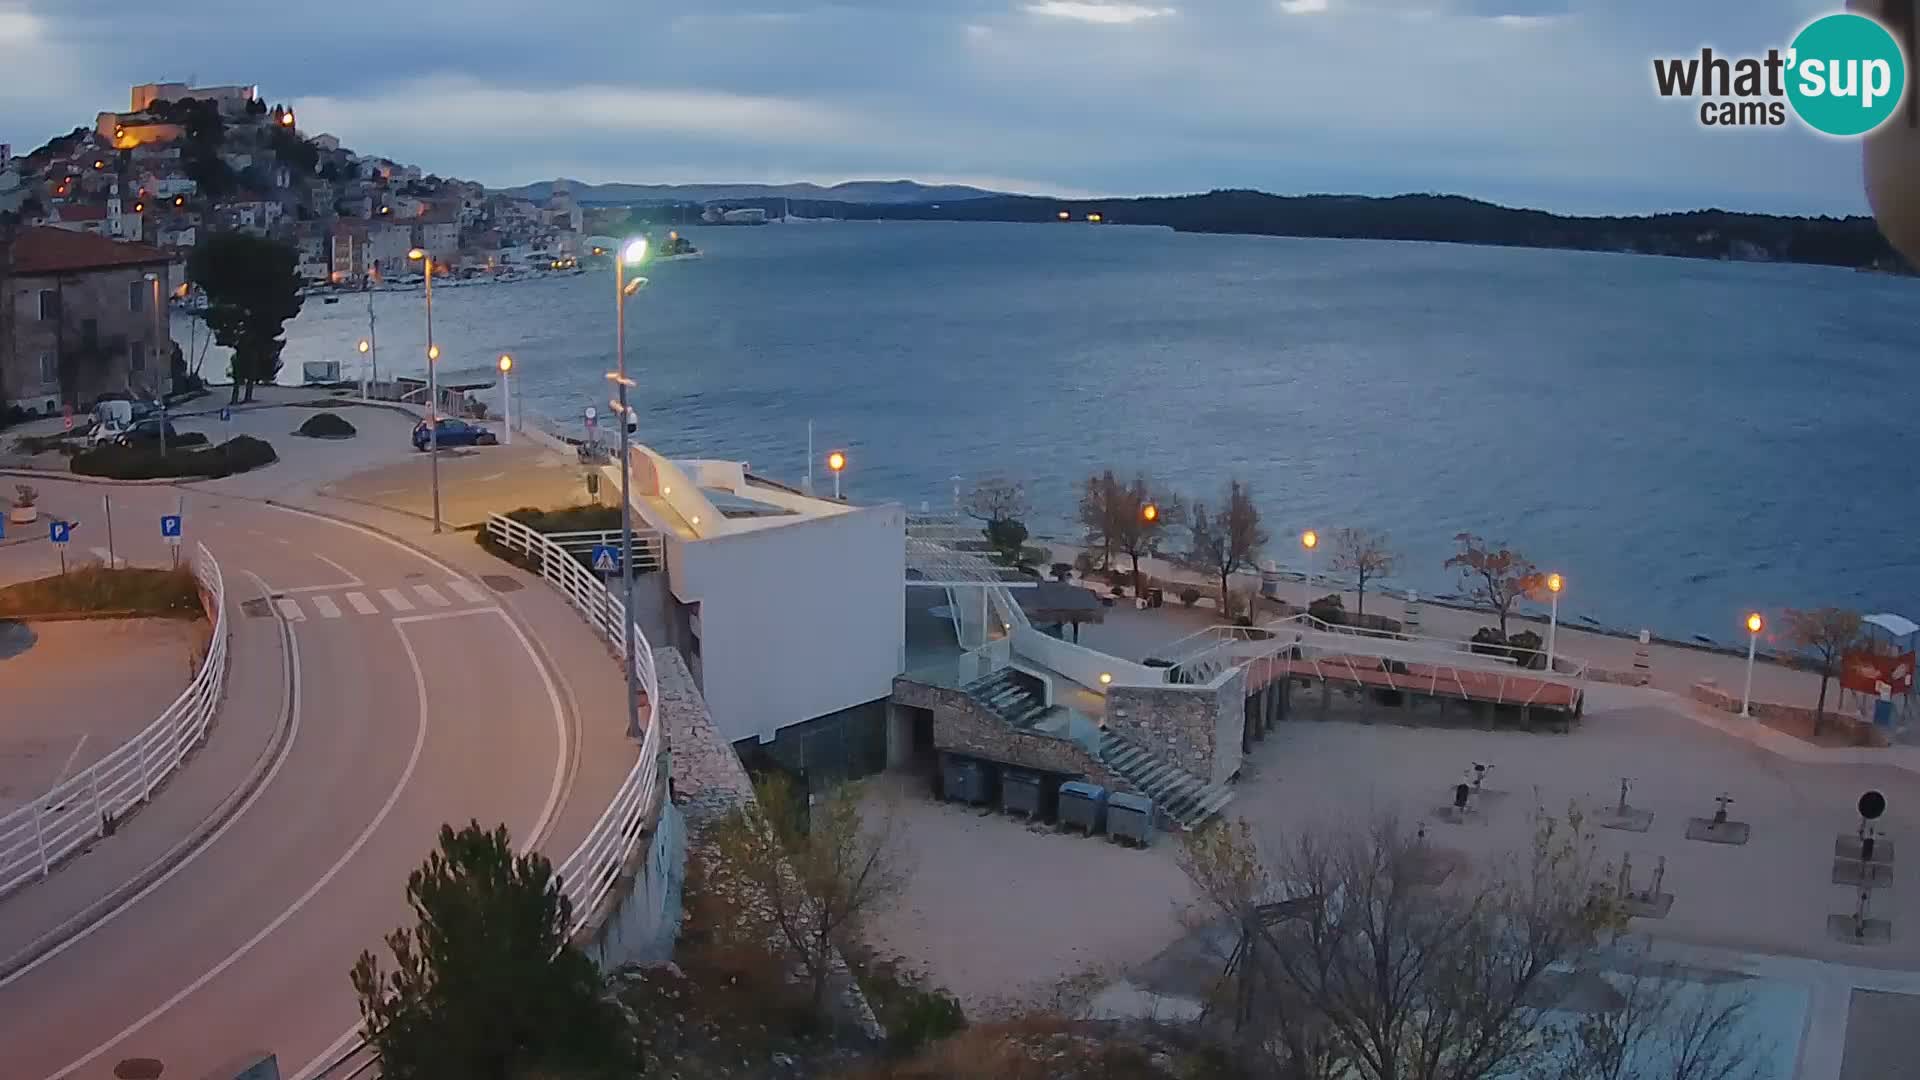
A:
[2,227,172,413]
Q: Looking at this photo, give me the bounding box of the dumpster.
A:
[1107,792,1155,846]
[1059,781,1108,836]
[1148,587,1165,609]
[942,754,992,806]
[1001,768,1043,819]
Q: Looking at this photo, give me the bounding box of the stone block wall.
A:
[892,676,1114,785]
[1107,669,1245,787]
[1690,679,1888,747]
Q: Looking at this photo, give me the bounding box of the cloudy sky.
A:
[0,0,1873,214]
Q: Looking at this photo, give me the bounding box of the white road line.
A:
[344,592,378,616]
[311,553,362,586]
[378,588,414,612]
[412,583,450,608]
[446,578,487,604]
[310,595,342,619]
[478,471,507,482]
[274,598,305,622]
[391,607,501,626]
[46,599,428,1080]
[52,735,90,789]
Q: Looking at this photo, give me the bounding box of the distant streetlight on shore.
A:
[827,450,847,500]
[498,354,514,445]
[1301,529,1319,617]
[1142,503,1158,523]
[611,235,649,739]
[1742,612,1765,717]
[407,246,441,532]
[1546,573,1563,672]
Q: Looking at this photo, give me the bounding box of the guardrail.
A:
[538,528,666,574]
[483,512,664,931]
[0,542,228,901]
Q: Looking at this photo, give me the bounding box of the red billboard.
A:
[1841,650,1916,696]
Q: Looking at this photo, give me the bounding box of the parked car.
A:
[115,419,182,448]
[412,418,497,451]
[87,399,135,445]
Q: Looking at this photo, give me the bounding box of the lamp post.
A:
[1301,529,1319,617]
[498,354,514,445]
[613,236,648,739]
[1742,612,1764,717]
[1546,573,1563,672]
[827,450,847,500]
[143,271,168,455]
[358,339,371,399]
[407,247,440,533]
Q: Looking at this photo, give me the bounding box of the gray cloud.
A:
[0,0,1868,213]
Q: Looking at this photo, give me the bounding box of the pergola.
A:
[1016,582,1106,641]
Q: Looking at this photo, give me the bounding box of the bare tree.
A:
[1559,956,1769,1080]
[1077,469,1120,570]
[1444,532,1542,639]
[1329,527,1397,618]
[963,474,1032,562]
[1110,473,1183,595]
[701,773,910,1016]
[1780,607,1864,735]
[1189,480,1268,618]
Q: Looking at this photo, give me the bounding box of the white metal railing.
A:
[539,528,665,573]
[0,543,228,901]
[483,512,664,931]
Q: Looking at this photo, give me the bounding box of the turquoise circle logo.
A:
[1786,13,1907,136]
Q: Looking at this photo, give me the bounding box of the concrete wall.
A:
[579,798,685,972]
[665,501,906,746]
[1106,669,1246,786]
[1691,679,1888,747]
[1011,623,1163,691]
[894,677,1115,784]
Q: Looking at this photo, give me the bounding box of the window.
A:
[39,353,56,386]
[129,280,145,312]
[130,341,146,372]
[37,290,58,321]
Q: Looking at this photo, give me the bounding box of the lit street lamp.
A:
[1301,529,1319,617]
[1742,612,1765,717]
[498,354,514,446]
[1546,573,1563,672]
[358,338,372,399]
[407,247,441,533]
[827,450,847,500]
[613,236,649,739]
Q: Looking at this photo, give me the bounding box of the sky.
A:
[0,0,1877,215]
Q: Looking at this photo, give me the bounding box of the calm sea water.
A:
[251,221,1920,645]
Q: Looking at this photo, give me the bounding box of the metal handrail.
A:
[0,543,228,900]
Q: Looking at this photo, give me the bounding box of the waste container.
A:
[1107,792,1155,846]
[1059,781,1108,835]
[1001,768,1043,819]
[941,754,991,806]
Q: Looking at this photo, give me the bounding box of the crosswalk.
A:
[266,579,493,622]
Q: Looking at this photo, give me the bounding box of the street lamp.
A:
[1301,529,1319,617]
[1742,612,1765,717]
[358,338,372,399]
[1546,573,1563,672]
[498,354,514,445]
[407,247,441,533]
[613,236,649,739]
[827,450,847,500]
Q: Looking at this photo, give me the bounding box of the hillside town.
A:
[0,79,593,418]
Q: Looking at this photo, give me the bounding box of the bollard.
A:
[1404,589,1421,632]
[1633,630,1652,682]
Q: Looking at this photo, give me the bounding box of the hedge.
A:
[71,435,278,480]
[295,412,357,438]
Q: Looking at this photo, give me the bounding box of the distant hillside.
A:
[823,190,1906,272]
[495,178,1005,206]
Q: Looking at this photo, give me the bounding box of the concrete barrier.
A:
[1690,680,1888,747]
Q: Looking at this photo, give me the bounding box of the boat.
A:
[656,231,701,260]
[702,206,768,226]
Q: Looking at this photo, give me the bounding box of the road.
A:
[0,476,624,1079]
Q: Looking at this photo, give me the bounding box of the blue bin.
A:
[1059,781,1108,835]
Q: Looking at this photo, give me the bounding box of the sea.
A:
[233,220,1920,647]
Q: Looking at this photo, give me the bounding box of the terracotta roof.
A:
[11,226,170,274]
[54,204,108,221]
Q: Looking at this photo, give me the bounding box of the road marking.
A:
[412,583,450,607]
[46,597,430,1080]
[0,568,302,991]
[391,606,500,626]
[310,595,341,619]
[478,471,507,482]
[52,735,90,789]
[344,591,378,616]
[446,578,487,604]
[297,605,570,1080]
[378,588,414,612]
[312,553,362,586]
[274,598,305,622]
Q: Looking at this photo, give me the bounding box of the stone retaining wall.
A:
[1107,670,1245,786]
[1586,666,1651,688]
[893,677,1115,785]
[1690,679,1888,747]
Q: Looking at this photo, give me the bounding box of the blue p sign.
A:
[49,521,70,544]
[161,514,182,540]
[220,406,232,422]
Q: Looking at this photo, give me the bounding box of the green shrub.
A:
[295,412,357,438]
[1050,561,1073,581]
[1506,629,1545,669]
[1470,627,1508,657]
[1308,593,1346,625]
[71,435,277,480]
[1072,551,1095,575]
[0,565,201,618]
[1180,586,1201,607]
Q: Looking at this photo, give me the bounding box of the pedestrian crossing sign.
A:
[590,545,619,573]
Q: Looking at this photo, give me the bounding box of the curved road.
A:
[0,479,614,1079]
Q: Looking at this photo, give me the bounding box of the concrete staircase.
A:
[963,669,1052,728]
[1098,730,1234,830]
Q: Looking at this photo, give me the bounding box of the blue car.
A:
[412,418,498,451]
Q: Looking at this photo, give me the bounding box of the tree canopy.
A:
[1444,533,1541,639]
[188,231,303,403]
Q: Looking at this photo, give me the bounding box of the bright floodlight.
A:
[408,248,425,261]
[498,354,513,373]
[827,451,846,473]
[1143,503,1158,522]
[1099,672,1113,685]
[621,237,648,265]
[1547,573,1562,594]
[1747,612,1764,635]
[358,340,370,353]
[1301,530,1318,550]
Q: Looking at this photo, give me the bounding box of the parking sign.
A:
[49,520,71,544]
[161,514,183,543]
